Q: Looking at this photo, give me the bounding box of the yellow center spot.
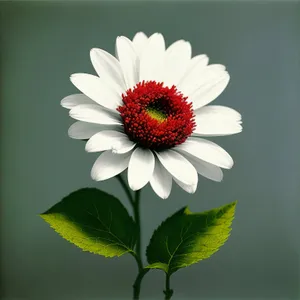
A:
[146,108,167,123]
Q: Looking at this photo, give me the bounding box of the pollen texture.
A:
[117,81,196,151]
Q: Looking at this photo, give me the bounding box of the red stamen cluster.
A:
[117,81,196,151]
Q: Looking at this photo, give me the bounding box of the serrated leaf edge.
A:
[40,213,135,258]
[146,201,237,274]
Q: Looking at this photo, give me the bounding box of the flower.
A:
[61,32,242,199]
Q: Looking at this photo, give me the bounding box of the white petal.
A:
[185,64,228,96]
[70,73,122,112]
[179,63,226,98]
[196,105,241,121]
[90,48,126,94]
[150,157,172,199]
[68,121,118,139]
[85,130,129,153]
[116,36,138,89]
[194,105,242,136]
[178,152,223,182]
[190,72,230,109]
[177,54,209,94]
[132,32,148,57]
[111,139,136,154]
[61,94,95,109]
[69,104,122,125]
[174,177,197,194]
[155,150,197,186]
[128,148,155,191]
[163,40,192,87]
[91,151,132,181]
[193,123,242,137]
[175,138,233,169]
[139,33,166,82]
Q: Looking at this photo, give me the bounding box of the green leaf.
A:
[146,201,236,275]
[40,188,137,257]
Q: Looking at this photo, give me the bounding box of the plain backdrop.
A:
[0,1,299,299]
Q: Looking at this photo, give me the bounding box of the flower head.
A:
[61,32,242,199]
[118,81,196,150]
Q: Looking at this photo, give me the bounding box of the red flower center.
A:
[117,81,196,151]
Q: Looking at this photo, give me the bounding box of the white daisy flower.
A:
[61,32,242,199]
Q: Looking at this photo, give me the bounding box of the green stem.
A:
[132,189,146,299]
[117,175,149,299]
[133,190,141,259]
[116,174,134,206]
[164,274,173,300]
[133,266,149,299]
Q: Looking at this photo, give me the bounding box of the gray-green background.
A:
[1,1,299,299]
